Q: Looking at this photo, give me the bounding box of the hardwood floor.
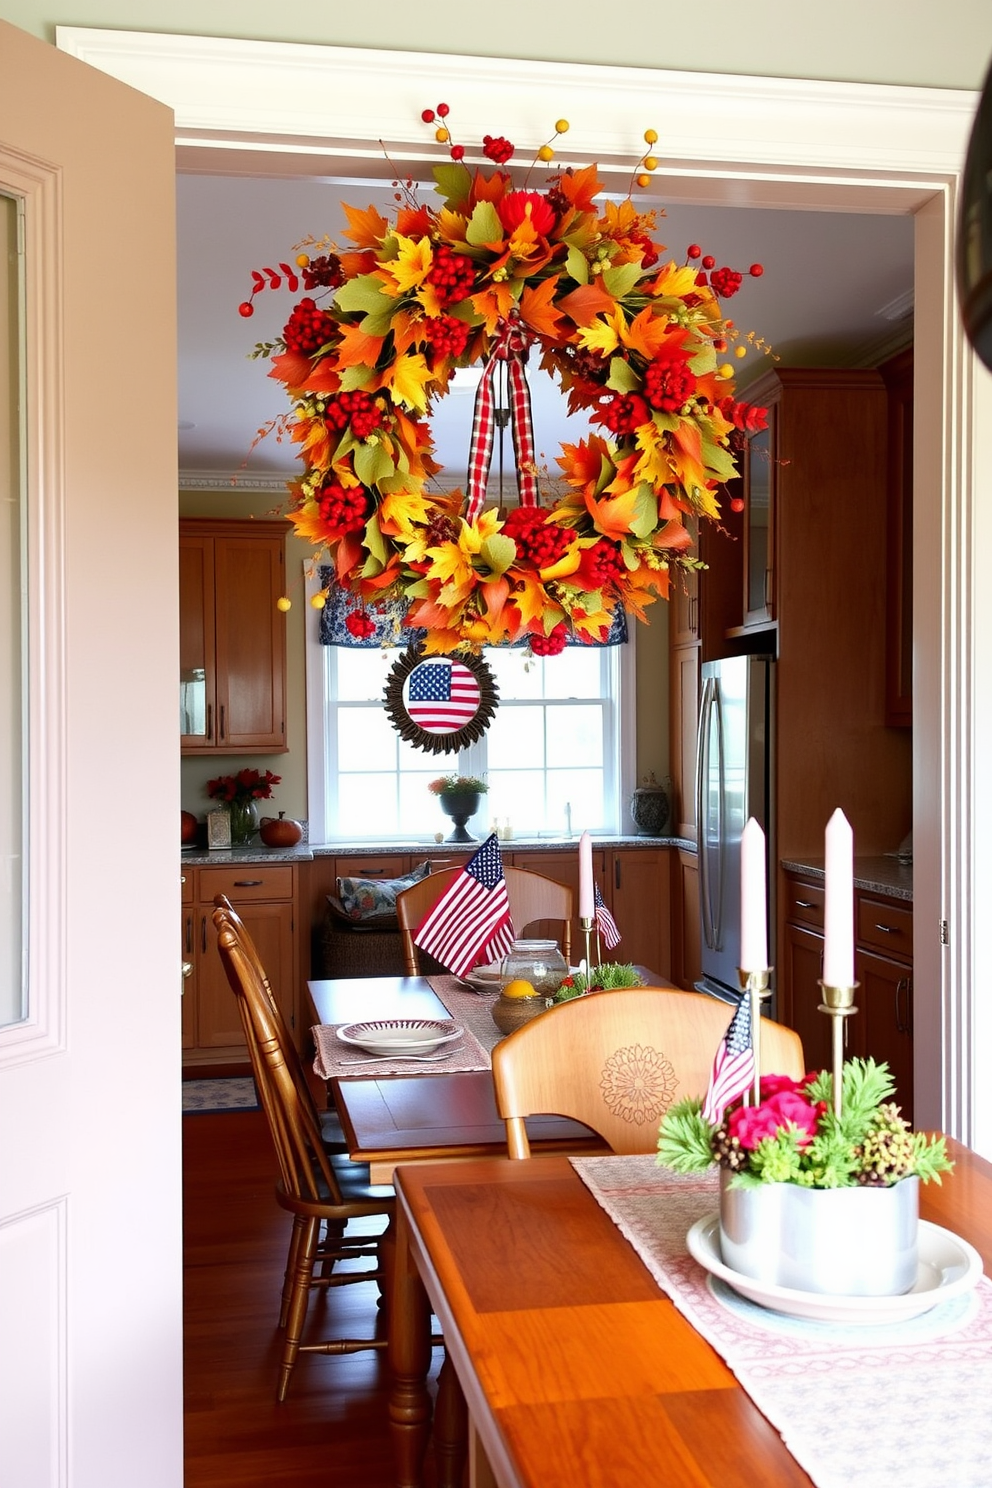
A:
[183,1107,443,1487]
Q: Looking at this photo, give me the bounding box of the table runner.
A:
[312,1020,492,1079]
[572,1154,992,1488]
[426,975,503,1055]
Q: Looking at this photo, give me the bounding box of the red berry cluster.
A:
[530,624,568,656]
[709,266,744,299]
[483,134,514,164]
[583,540,627,591]
[284,297,337,355]
[323,390,384,440]
[594,392,650,436]
[502,506,572,570]
[303,254,345,290]
[424,512,461,548]
[643,355,698,413]
[717,397,768,433]
[423,314,471,360]
[427,245,476,306]
[345,609,377,639]
[316,482,370,536]
[629,228,659,269]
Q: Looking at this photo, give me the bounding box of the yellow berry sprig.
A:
[523,119,569,184]
[630,128,660,196]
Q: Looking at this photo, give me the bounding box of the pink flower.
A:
[727,1090,824,1151]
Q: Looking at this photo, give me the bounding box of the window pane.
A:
[548,704,604,766]
[548,769,604,829]
[485,647,543,700]
[335,646,393,700]
[337,773,401,836]
[541,648,603,698]
[486,704,546,765]
[486,769,545,828]
[337,707,398,771]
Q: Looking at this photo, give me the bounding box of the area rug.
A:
[181,1077,259,1114]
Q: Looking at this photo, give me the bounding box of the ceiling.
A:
[176,171,914,487]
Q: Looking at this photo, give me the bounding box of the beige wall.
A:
[7,0,992,88]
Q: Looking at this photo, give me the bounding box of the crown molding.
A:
[179,469,290,493]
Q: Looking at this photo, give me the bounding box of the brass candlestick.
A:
[818,981,859,1115]
[738,967,772,1104]
[580,915,595,977]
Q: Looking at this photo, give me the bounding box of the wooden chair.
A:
[396,865,574,975]
[492,987,805,1158]
[213,898,395,1400]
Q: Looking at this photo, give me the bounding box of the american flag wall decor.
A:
[406,660,481,734]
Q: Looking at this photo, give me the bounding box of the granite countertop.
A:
[781,854,913,902]
[180,834,697,866]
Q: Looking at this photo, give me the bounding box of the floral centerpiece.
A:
[427,774,488,797]
[241,103,768,653]
[428,773,487,842]
[206,768,282,845]
[552,962,643,1001]
[658,1059,952,1296]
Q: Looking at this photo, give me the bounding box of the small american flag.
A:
[414,834,515,979]
[594,883,621,950]
[701,997,755,1126]
[406,660,480,734]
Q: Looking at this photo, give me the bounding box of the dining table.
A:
[387,1138,992,1488]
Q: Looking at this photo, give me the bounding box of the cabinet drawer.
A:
[181,871,193,904]
[783,879,825,931]
[857,896,912,959]
[333,856,409,881]
[198,865,294,902]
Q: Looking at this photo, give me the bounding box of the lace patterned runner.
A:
[571,1154,992,1488]
[312,1021,492,1079]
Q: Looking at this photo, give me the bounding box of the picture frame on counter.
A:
[206,808,232,850]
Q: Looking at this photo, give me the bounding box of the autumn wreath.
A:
[242,106,768,655]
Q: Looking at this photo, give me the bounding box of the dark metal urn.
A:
[438,791,481,843]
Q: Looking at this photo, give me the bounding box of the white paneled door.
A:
[0,23,182,1488]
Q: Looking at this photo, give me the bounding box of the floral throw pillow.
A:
[334,860,432,925]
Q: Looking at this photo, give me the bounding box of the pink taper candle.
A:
[739,817,767,972]
[578,831,594,920]
[823,808,855,987]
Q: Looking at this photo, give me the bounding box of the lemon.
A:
[502,978,538,1000]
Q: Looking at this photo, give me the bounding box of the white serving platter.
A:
[686,1212,983,1326]
[336,1018,464,1056]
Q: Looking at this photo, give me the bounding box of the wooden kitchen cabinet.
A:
[781,871,913,1122]
[180,518,288,755]
[608,848,672,980]
[669,641,699,841]
[182,861,299,1066]
[670,848,701,991]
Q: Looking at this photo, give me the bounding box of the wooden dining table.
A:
[305,975,610,1181]
[387,1138,992,1488]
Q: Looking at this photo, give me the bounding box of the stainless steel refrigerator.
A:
[695,654,775,1006]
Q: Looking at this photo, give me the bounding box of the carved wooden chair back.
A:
[396,864,574,975]
[491,987,805,1158]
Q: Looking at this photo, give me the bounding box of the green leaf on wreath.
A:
[362,511,389,566]
[700,437,737,483]
[336,274,394,315]
[478,533,517,577]
[689,340,717,375]
[403,578,433,599]
[606,356,640,394]
[432,162,473,208]
[333,427,358,464]
[353,439,396,487]
[565,245,590,285]
[338,364,374,391]
[595,453,615,497]
[465,200,504,247]
[361,302,398,338]
[448,299,484,326]
[601,261,644,300]
[628,486,659,540]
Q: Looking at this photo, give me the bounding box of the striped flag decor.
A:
[701,997,755,1127]
[406,660,480,734]
[414,834,515,980]
[594,883,621,950]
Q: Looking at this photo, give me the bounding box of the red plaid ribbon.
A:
[465,315,539,523]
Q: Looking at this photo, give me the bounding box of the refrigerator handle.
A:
[696,677,715,950]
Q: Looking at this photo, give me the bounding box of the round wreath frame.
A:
[382,644,499,755]
[250,111,768,655]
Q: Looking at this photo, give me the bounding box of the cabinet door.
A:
[509,849,605,955]
[609,849,671,981]
[857,948,914,1126]
[179,533,215,748]
[180,907,196,1050]
[195,900,295,1052]
[669,641,699,840]
[742,406,777,628]
[213,534,287,751]
[672,849,700,991]
[670,521,699,644]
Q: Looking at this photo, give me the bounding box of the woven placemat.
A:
[312,1020,492,1079]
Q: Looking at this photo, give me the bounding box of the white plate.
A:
[686,1212,984,1325]
[336,1018,463,1056]
[464,964,580,992]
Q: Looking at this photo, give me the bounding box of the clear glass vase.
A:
[228,797,259,845]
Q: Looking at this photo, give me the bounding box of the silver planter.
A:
[718,1169,919,1296]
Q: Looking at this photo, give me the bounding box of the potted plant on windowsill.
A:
[657,1059,952,1297]
[428,774,488,843]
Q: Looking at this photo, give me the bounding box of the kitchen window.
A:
[306,579,635,842]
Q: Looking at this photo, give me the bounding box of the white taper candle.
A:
[823,808,855,987]
[739,817,768,972]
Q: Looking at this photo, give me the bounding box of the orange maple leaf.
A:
[557,282,618,328]
[395,205,434,239]
[584,486,641,542]
[623,304,677,362]
[558,163,602,214]
[268,350,318,392]
[341,201,389,248]
[336,323,385,370]
[471,282,516,336]
[519,276,564,340]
